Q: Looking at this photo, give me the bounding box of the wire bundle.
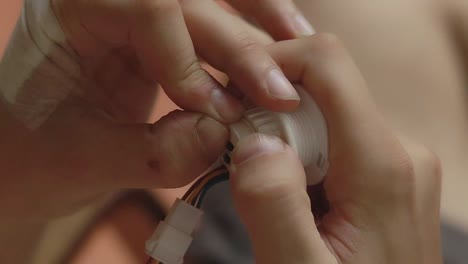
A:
[183,167,229,208]
[147,165,230,264]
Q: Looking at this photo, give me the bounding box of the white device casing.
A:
[229,85,329,185]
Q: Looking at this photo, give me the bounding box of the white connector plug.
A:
[146,199,203,264]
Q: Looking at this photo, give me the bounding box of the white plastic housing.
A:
[146,199,203,264]
[229,85,329,185]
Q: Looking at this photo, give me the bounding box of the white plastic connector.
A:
[229,84,329,185]
[146,199,203,264]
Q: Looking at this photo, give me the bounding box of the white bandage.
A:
[0,0,81,129]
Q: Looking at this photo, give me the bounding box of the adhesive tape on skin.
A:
[229,84,329,185]
[0,0,80,129]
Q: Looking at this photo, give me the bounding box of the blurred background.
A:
[1,0,467,263]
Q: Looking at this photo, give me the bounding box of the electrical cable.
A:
[145,165,229,264]
[145,84,330,264]
[185,168,227,204]
[193,172,229,208]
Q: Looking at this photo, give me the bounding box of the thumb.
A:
[229,134,333,263]
[43,109,229,190]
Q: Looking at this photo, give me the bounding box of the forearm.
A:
[0,1,71,262]
[0,221,45,264]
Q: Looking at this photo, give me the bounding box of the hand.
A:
[0,0,314,222]
[51,0,314,122]
[228,35,442,264]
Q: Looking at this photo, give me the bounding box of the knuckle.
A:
[391,151,416,182]
[308,33,345,54]
[226,33,264,72]
[372,149,417,204]
[177,0,193,7]
[176,56,212,97]
[376,143,442,206]
[414,145,443,186]
[179,56,204,84]
[147,111,197,187]
[237,34,262,54]
[423,148,442,177]
[300,33,351,104]
[232,179,296,210]
[390,145,443,211]
[134,0,179,17]
[231,152,299,206]
[232,176,311,218]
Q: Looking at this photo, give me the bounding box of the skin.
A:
[73,35,444,263]
[0,0,461,262]
[0,0,310,262]
[74,0,468,262]
[229,36,442,264]
[293,0,468,229]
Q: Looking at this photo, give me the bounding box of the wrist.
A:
[0,0,80,129]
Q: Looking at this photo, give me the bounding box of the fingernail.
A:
[233,134,286,165]
[196,116,229,160]
[266,69,300,100]
[293,14,315,36]
[211,89,245,122]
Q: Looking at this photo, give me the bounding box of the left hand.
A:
[51,0,315,124]
[0,0,315,222]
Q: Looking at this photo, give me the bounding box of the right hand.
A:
[228,35,443,264]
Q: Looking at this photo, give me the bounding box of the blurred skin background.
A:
[1,0,467,263]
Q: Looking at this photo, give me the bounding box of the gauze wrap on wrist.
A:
[0,0,80,129]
